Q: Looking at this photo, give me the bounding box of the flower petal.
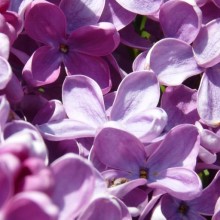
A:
[25,1,66,44]
[22,46,61,87]
[148,38,203,86]
[111,71,160,121]
[62,75,107,127]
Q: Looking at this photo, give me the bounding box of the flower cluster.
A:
[1,0,220,219]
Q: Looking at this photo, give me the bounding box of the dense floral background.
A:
[1,0,220,219]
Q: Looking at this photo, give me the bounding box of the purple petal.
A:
[25,1,66,44]
[201,2,220,24]
[159,0,202,44]
[62,75,107,127]
[148,167,202,200]
[51,153,95,220]
[0,95,9,131]
[122,108,167,142]
[0,56,12,90]
[161,85,199,131]
[78,197,131,220]
[38,119,97,141]
[193,18,220,68]
[3,192,58,220]
[197,64,220,126]
[115,0,163,15]
[68,22,120,56]
[0,33,10,59]
[132,51,149,71]
[111,71,160,121]
[60,0,105,32]
[149,38,203,86]
[64,52,111,93]
[22,46,61,87]
[93,127,146,173]
[147,124,199,171]
[99,0,135,30]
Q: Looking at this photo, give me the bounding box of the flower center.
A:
[106,177,129,188]
[178,202,189,215]
[139,168,148,179]
[59,43,69,53]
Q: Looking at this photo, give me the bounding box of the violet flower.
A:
[37,71,167,143]
[22,0,120,93]
[91,124,202,200]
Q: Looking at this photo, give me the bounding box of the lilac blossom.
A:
[91,124,202,200]
[22,0,120,93]
[37,71,167,143]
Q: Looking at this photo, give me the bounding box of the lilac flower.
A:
[38,71,167,143]
[92,124,202,200]
[22,0,120,92]
[160,170,220,219]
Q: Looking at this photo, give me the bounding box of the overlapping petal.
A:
[148,38,203,86]
[0,56,12,90]
[111,71,160,121]
[62,75,107,127]
[25,0,66,45]
[22,46,61,87]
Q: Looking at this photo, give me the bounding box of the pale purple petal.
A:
[147,124,200,170]
[148,38,203,86]
[159,0,202,44]
[51,153,95,220]
[122,108,167,142]
[60,0,105,32]
[0,96,9,132]
[111,71,160,121]
[25,1,66,45]
[193,18,220,68]
[99,0,135,30]
[68,22,120,56]
[64,52,111,93]
[197,65,220,126]
[0,57,12,90]
[3,192,58,220]
[213,197,220,220]
[132,51,149,71]
[0,33,10,59]
[22,46,61,87]
[38,119,97,141]
[93,127,146,173]
[161,85,199,131]
[62,75,107,127]
[148,167,202,200]
[115,0,163,15]
[33,100,67,125]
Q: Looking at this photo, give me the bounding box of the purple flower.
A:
[92,124,202,200]
[22,0,120,92]
[38,71,167,143]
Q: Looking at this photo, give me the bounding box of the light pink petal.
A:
[51,153,95,220]
[60,0,105,32]
[3,192,58,220]
[159,0,202,44]
[148,38,203,86]
[115,0,163,15]
[38,119,97,141]
[111,71,160,121]
[193,18,220,68]
[197,64,220,126]
[25,0,66,44]
[0,95,9,132]
[62,75,107,127]
[22,46,61,87]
